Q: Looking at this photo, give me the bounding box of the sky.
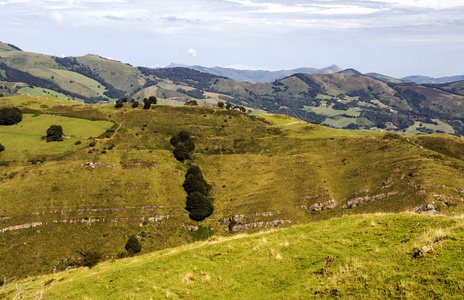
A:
[0,0,463,78]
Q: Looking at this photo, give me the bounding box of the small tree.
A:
[114,99,123,108]
[148,96,157,105]
[0,107,22,125]
[217,102,224,108]
[125,235,142,255]
[185,100,198,106]
[143,98,151,110]
[46,125,63,142]
[185,192,214,221]
[121,98,128,103]
[132,100,139,108]
[173,143,191,162]
[225,103,232,110]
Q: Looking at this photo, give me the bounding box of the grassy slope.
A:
[7,213,464,299]
[2,96,464,280]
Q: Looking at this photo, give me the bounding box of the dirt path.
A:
[95,122,122,142]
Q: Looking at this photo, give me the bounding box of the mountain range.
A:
[1,41,464,136]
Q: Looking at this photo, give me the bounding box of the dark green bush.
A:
[0,107,22,125]
[78,250,102,269]
[46,125,64,142]
[0,143,4,152]
[114,99,123,108]
[185,192,214,221]
[125,235,142,255]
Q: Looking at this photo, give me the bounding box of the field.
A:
[4,213,463,299]
[1,95,464,283]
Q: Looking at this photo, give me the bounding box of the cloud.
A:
[187,48,198,57]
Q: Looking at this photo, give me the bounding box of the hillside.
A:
[2,95,464,281]
[2,44,464,135]
[3,213,464,299]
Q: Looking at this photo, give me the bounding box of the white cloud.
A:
[187,48,198,57]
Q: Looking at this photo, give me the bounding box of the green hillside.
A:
[3,213,464,299]
[2,44,464,135]
[2,95,464,282]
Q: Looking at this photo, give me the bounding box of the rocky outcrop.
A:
[0,215,170,233]
[308,200,338,211]
[183,224,199,231]
[0,222,43,233]
[343,192,398,209]
[411,204,438,214]
[229,220,291,232]
[219,211,283,225]
[81,161,116,169]
[433,194,463,203]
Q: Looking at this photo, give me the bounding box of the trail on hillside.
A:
[95,122,122,141]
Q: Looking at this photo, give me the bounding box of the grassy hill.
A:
[2,213,464,299]
[3,44,464,135]
[2,95,464,282]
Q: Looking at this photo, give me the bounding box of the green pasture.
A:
[0,114,113,161]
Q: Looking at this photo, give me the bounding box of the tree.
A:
[143,98,151,109]
[148,96,157,105]
[125,235,142,255]
[46,125,63,142]
[182,165,211,195]
[225,103,232,109]
[173,143,191,162]
[0,107,22,125]
[170,131,195,162]
[185,100,198,106]
[132,100,139,108]
[185,192,214,221]
[121,98,128,103]
[114,99,123,108]
[217,102,224,108]
[0,143,4,152]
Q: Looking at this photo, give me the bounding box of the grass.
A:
[0,114,113,161]
[9,213,464,299]
[1,95,464,282]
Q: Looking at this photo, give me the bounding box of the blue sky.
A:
[0,0,463,77]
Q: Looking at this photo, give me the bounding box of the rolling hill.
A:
[1,95,464,283]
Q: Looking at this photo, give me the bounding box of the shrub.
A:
[143,98,151,109]
[114,99,123,108]
[125,235,142,255]
[78,250,102,269]
[148,96,157,105]
[75,141,82,145]
[89,141,96,147]
[173,143,191,162]
[171,130,195,161]
[0,107,22,125]
[185,192,214,221]
[0,143,4,152]
[46,125,64,142]
[185,100,198,106]
[132,101,139,108]
[217,102,224,108]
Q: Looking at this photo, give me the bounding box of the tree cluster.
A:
[170,130,195,162]
[183,165,214,221]
[0,107,22,125]
[143,96,157,109]
[46,125,64,142]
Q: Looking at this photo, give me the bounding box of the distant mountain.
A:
[337,68,363,76]
[3,42,464,136]
[166,63,342,82]
[402,75,464,84]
